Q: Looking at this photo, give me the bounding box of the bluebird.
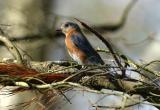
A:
[57,21,104,65]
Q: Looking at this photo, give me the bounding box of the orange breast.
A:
[65,30,87,64]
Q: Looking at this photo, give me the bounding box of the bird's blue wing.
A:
[71,33,104,64]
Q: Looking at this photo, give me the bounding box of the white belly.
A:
[68,51,83,65]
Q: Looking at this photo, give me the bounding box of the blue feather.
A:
[71,33,104,65]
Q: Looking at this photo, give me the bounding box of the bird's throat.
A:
[66,29,77,37]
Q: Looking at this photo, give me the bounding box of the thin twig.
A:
[0,35,24,65]
[62,65,109,82]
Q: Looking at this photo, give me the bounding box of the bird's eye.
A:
[64,24,69,28]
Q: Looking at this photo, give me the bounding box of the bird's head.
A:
[56,22,81,35]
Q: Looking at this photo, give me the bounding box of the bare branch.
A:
[0,35,23,65]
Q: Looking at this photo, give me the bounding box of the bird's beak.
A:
[56,28,62,32]
[56,28,65,36]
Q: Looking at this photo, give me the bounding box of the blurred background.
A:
[0,0,160,110]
